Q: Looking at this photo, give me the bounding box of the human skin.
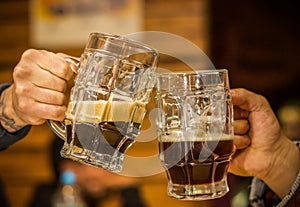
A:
[0,49,75,132]
[230,88,300,198]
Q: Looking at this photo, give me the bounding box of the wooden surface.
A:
[0,0,212,207]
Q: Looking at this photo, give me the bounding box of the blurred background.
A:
[0,0,299,207]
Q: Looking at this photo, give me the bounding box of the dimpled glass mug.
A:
[48,32,159,172]
[155,69,234,200]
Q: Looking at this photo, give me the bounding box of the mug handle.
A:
[47,57,80,140]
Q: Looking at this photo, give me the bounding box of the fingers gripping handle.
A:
[65,57,80,73]
[48,57,80,140]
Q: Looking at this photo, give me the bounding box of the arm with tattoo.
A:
[0,88,23,132]
[0,84,31,150]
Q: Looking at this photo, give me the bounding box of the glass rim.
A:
[156,69,228,77]
[88,32,159,54]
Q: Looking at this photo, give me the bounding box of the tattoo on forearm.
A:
[0,91,22,131]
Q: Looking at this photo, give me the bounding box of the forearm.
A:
[263,135,300,198]
[0,83,31,150]
[0,84,27,132]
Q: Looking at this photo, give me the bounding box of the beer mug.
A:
[155,69,234,200]
[48,32,159,172]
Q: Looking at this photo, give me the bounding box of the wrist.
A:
[262,134,300,198]
[0,85,27,132]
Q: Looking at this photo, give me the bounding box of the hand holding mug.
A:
[49,32,159,172]
[0,49,74,133]
[156,69,234,200]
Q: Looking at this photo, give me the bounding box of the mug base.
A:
[167,178,229,200]
[60,143,124,172]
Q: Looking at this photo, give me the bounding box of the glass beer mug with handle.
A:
[48,32,159,173]
[155,69,234,200]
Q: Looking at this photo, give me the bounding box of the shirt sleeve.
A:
[280,186,300,207]
[275,142,300,207]
[0,83,31,151]
[249,141,300,207]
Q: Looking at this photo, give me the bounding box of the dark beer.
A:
[64,121,141,155]
[61,100,145,170]
[159,139,234,187]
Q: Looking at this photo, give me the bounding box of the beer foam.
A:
[66,100,146,123]
[159,129,233,142]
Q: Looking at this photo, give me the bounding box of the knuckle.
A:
[14,50,43,79]
[15,84,30,97]
[14,84,25,97]
[52,106,66,121]
[13,86,34,112]
[54,93,66,105]
[61,81,68,92]
[58,62,70,79]
[257,94,270,106]
[16,99,30,113]
[51,57,69,79]
[14,66,30,80]
[22,49,40,59]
